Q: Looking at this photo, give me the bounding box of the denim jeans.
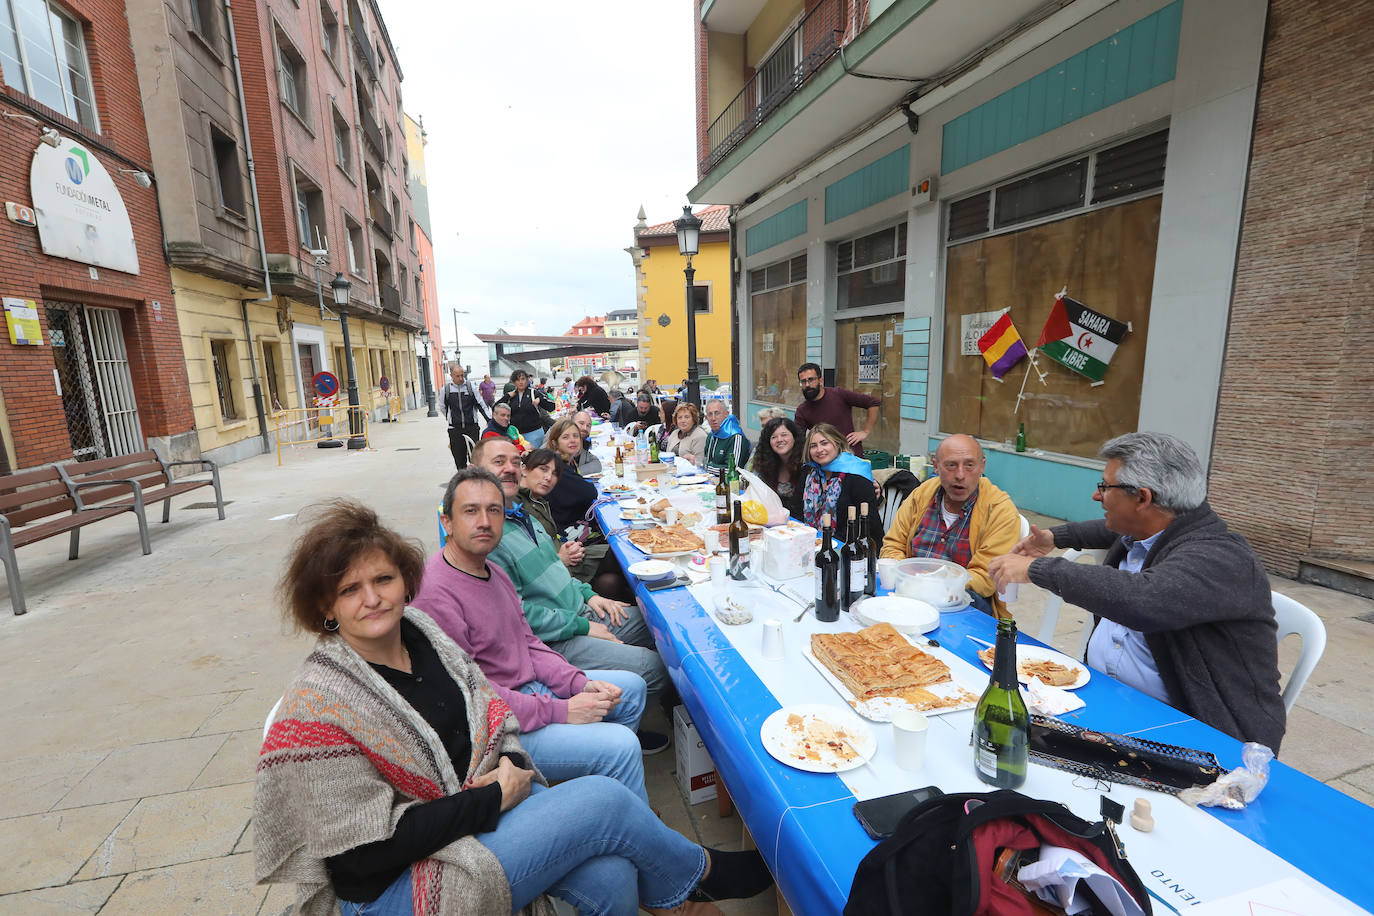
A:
[340,778,706,916]
[524,427,546,448]
[517,669,648,804]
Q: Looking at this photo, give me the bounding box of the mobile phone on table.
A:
[852,786,944,839]
[644,574,688,591]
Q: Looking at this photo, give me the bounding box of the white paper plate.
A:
[760,704,876,773]
[676,474,710,485]
[851,595,940,634]
[976,644,1090,690]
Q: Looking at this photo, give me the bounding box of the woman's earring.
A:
[323,617,340,632]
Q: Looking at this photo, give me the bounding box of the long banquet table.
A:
[588,467,1374,916]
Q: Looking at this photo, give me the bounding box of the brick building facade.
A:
[1209,0,1374,582]
[0,0,195,472]
[126,0,424,467]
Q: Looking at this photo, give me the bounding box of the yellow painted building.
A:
[630,205,733,387]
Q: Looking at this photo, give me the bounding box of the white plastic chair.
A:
[262,695,283,743]
[1035,548,1108,654]
[1271,591,1327,712]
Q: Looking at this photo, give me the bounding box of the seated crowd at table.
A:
[257,363,1288,914]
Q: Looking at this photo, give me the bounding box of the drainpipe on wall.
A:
[225,0,275,453]
[728,206,741,421]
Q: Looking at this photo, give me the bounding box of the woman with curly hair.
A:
[749,416,805,520]
[255,500,772,916]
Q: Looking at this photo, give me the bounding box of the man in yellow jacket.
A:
[881,434,1021,615]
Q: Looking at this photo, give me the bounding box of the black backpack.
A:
[845,789,1152,916]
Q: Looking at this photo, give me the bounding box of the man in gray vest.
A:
[439,363,491,469]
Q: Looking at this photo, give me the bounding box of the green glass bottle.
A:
[727,450,740,496]
[972,616,1029,788]
[1015,422,1026,453]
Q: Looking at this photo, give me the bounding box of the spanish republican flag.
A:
[977,312,1029,379]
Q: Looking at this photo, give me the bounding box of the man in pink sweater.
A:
[413,466,648,803]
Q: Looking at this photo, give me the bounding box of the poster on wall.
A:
[4,297,42,345]
[858,331,881,383]
[961,309,1003,355]
[761,331,775,352]
[29,139,140,275]
[1035,293,1128,382]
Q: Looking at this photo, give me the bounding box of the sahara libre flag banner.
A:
[976,311,1028,380]
[1036,294,1128,382]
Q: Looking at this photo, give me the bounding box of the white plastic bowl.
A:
[627,559,677,583]
[852,595,940,635]
[893,557,971,607]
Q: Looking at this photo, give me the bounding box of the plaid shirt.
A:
[909,486,978,568]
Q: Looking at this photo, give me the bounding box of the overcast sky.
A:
[385,2,700,343]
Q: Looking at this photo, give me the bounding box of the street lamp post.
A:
[674,205,703,410]
[418,329,438,417]
[330,273,367,449]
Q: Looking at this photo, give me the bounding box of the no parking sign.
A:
[313,371,339,398]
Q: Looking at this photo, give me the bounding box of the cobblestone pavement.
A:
[1,414,1370,914]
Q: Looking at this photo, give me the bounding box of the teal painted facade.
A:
[806,325,823,364]
[900,316,930,422]
[745,200,808,256]
[940,1,1182,174]
[930,437,1103,522]
[824,145,910,223]
[744,400,795,434]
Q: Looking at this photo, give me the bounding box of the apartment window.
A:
[332,106,351,172]
[0,0,99,130]
[390,194,400,235]
[188,0,219,46]
[384,124,393,163]
[414,277,423,308]
[691,284,711,314]
[319,1,338,62]
[836,222,907,311]
[260,340,283,411]
[398,265,409,302]
[211,125,246,215]
[210,338,240,420]
[294,171,325,249]
[344,214,365,275]
[402,155,409,185]
[407,217,416,251]
[275,27,308,119]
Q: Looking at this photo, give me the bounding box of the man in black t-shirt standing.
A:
[439,363,491,469]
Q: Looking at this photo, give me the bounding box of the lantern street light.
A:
[417,329,438,417]
[330,273,367,449]
[674,204,703,410]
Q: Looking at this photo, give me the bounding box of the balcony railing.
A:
[359,104,384,156]
[370,198,393,237]
[379,283,401,315]
[700,0,869,176]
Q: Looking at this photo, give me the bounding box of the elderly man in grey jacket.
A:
[989,432,1286,752]
[439,363,492,469]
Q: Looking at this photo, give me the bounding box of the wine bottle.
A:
[972,616,1029,788]
[613,446,624,477]
[649,435,660,464]
[814,513,842,622]
[1015,422,1027,453]
[727,450,740,497]
[860,502,877,597]
[728,499,751,580]
[715,467,730,526]
[840,505,866,608]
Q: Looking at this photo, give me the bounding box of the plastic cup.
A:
[760,618,784,659]
[877,558,901,591]
[664,507,679,526]
[998,582,1019,603]
[710,555,727,588]
[891,709,930,771]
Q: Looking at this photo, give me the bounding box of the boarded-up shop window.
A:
[940,195,1160,459]
[835,314,903,453]
[749,254,807,406]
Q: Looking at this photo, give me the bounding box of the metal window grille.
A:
[211,338,238,419]
[83,306,144,456]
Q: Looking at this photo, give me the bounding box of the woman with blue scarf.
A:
[802,423,882,538]
[702,399,751,473]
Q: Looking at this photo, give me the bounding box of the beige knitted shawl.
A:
[254,608,553,916]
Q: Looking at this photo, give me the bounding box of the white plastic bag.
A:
[1178,742,1273,809]
[737,468,789,526]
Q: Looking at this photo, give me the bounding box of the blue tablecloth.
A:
[596,500,1374,915]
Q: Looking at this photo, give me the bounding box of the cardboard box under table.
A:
[674,705,717,804]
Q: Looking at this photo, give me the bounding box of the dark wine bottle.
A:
[715,467,730,526]
[972,616,1029,788]
[814,513,842,622]
[840,505,866,607]
[860,502,877,597]
[728,499,751,580]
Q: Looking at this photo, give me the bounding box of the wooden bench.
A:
[1,466,151,616]
[59,450,226,526]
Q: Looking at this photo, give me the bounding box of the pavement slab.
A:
[75,782,253,880]
[0,876,123,915]
[53,735,227,810]
[0,801,134,895]
[191,729,264,790]
[0,750,107,820]
[97,852,265,915]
